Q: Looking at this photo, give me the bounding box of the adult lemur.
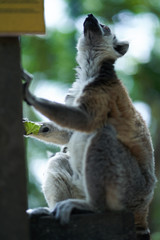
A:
[23,14,156,240]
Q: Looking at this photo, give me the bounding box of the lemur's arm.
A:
[24,121,72,145]
[22,69,73,145]
[23,78,109,132]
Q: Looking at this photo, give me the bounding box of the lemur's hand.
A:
[23,81,32,105]
[21,69,33,106]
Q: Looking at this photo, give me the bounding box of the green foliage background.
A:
[22,0,160,235]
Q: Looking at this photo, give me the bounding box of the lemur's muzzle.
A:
[84,14,102,35]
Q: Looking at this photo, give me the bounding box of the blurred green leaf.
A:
[24,121,41,135]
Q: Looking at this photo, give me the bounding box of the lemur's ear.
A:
[114,41,129,56]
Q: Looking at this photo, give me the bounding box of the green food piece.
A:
[24,121,41,135]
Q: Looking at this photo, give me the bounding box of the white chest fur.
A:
[65,63,97,187]
[68,132,94,173]
[68,131,96,192]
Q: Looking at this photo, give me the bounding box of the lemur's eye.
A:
[104,26,110,32]
[100,24,111,34]
[42,127,50,133]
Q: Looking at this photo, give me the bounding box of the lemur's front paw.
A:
[52,199,93,224]
[53,199,75,224]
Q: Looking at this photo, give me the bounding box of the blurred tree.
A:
[22,0,160,235]
[21,30,77,83]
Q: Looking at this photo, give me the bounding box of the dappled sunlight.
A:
[44,0,67,28]
[44,0,75,33]
[34,80,68,103]
[114,12,158,62]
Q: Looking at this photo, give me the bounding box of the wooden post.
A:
[0,37,29,240]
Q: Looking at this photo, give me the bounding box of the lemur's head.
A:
[77,14,129,63]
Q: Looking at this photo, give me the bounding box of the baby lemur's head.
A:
[77,14,129,64]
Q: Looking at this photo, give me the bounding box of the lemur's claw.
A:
[23,82,32,105]
[21,68,33,105]
[21,68,33,83]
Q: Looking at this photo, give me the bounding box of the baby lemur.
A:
[23,14,156,240]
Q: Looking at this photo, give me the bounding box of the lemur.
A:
[23,14,156,240]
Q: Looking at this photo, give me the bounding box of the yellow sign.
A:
[0,0,45,35]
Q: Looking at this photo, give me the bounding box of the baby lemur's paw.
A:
[27,207,51,218]
[52,199,92,224]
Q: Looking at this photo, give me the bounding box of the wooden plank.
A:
[0,37,29,240]
[29,209,137,240]
[0,0,45,35]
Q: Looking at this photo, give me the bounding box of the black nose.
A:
[88,14,94,18]
[84,14,101,35]
[85,14,98,24]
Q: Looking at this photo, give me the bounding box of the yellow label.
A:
[0,0,45,35]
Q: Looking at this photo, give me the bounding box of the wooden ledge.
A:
[29,209,136,240]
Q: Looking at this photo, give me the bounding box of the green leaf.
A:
[24,121,41,135]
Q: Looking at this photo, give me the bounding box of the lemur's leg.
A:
[53,125,123,224]
[42,152,84,210]
[83,125,126,211]
[84,125,152,239]
[134,207,151,240]
[53,125,151,236]
[24,120,72,145]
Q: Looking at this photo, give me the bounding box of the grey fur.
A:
[24,14,156,238]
